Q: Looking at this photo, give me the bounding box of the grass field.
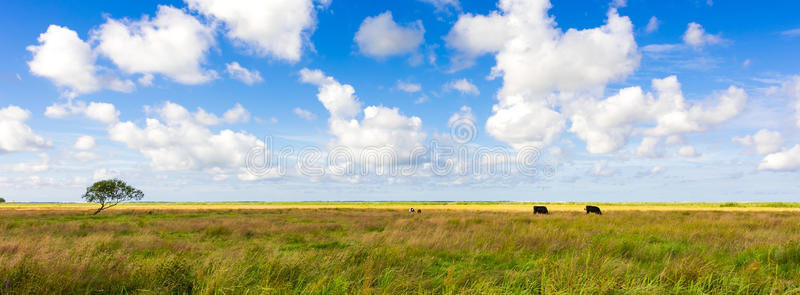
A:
[1,202,799,294]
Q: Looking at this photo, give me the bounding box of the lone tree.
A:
[82,179,143,215]
[0,197,5,203]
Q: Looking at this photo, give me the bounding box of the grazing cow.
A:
[417,209,422,214]
[533,206,549,214]
[585,205,602,215]
[409,208,415,213]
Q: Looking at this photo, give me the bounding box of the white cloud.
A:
[733,129,784,155]
[611,0,626,8]
[74,135,96,150]
[645,77,746,136]
[448,105,475,127]
[445,78,479,95]
[293,107,316,120]
[27,25,98,96]
[225,62,263,85]
[300,68,425,158]
[397,81,422,93]
[45,100,258,179]
[447,2,639,94]
[107,102,262,174]
[758,144,800,171]
[10,154,50,174]
[222,103,251,124]
[93,168,120,181]
[27,25,133,97]
[486,97,565,150]
[568,87,649,154]
[589,160,616,176]
[44,99,120,124]
[152,102,249,126]
[645,16,660,34]
[636,136,663,158]
[354,11,425,59]
[567,76,746,154]
[446,1,639,150]
[138,73,154,87]
[641,44,680,53]
[69,151,101,162]
[85,102,121,124]
[0,105,51,153]
[683,22,723,48]
[418,0,460,11]
[299,68,362,119]
[677,145,700,157]
[648,165,664,176]
[186,0,322,62]
[93,5,217,84]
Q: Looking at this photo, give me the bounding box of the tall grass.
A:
[1,207,799,294]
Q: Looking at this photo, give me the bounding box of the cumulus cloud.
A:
[69,142,99,162]
[93,168,120,181]
[589,160,616,176]
[299,68,362,119]
[568,76,746,154]
[354,11,425,59]
[446,0,639,150]
[93,5,217,84]
[45,100,257,178]
[300,68,425,158]
[683,22,723,48]
[73,135,96,150]
[186,0,322,61]
[225,62,263,85]
[397,81,422,93]
[418,0,460,11]
[293,107,316,120]
[0,105,51,153]
[678,145,700,157]
[733,129,784,155]
[645,16,660,34]
[487,97,566,150]
[758,145,800,171]
[221,103,251,124]
[148,101,249,126]
[45,100,120,124]
[27,25,133,97]
[107,102,262,174]
[9,154,50,174]
[636,136,663,158]
[445,78,479,95]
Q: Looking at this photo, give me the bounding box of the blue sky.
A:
[1,0,799,202]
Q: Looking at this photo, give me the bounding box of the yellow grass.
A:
[1,202,799,294]
[2,202,799,213]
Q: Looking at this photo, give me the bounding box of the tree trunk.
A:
[93,203,105,215]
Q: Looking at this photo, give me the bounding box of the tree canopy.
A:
[82,179,143,215]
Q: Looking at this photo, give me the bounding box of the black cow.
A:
[585,205,602,215]
[409,208,415,213]
[533,206,549,214]
[416,209,422,214]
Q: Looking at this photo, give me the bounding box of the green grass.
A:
[1,205,799,294]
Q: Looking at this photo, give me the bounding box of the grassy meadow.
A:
[1,202,799,294]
